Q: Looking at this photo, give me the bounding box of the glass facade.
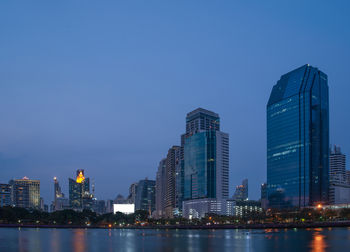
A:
[69,176,90,209]
[135,179,156,213]
[184,131,216,200]
[267,64,329,208]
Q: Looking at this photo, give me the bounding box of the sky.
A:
[0,1,350,204]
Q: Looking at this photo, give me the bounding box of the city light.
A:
[76,171,85,183]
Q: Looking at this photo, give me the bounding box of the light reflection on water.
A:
[0,227,349,251]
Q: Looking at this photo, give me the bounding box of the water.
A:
[0,227,350,251]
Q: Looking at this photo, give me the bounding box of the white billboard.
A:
[113,204,135,214]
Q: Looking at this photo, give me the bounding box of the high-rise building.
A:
[267,64,329,208]
[0,183,12,207]
[155,158,167,218]
[135,178,155,215]
[233,179,248,201]
[53,177,67,211]
[328,145,350,204]
[69,169,91,210]
[165,146,181,218]
[182,108,229,218]
[329,145,346,184]
[127,182,138,204]
[260,183,268,210]
[9,177,40,209]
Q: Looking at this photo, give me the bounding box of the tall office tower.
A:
[182,108,229,219]
[69,169,91,210]
[155,158,167,218]
[0,183,12,207]
[233,179,248,201]
[135,178,155,215]
[9,177,40,209]
[329,145,346,184]
[164,146,181,218]
[127,182,138,204]
[267,64,329,208]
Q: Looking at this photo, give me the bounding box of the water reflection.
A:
[72,229,86,252]
[1,227,349,251]
[310,232,327,252]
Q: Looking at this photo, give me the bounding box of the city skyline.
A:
[1,1,350,204]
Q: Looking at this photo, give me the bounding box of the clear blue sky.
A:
[1,1,349,203]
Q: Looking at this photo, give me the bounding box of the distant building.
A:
[165,146,181,218]
[233,179,248,201]
[267,65,329,208]
[127,183,138,204]
[135,178,155,215]
[182,108,229,219]
[54,197,69,211]
[226,200,262,217]
[53,177,67,211]
[329,184,350,205]
[155,158,167,218]
[114,194,126,204]
[9,177,40,209]
[92,200,106,214]
[183,198,226,219]
[260,183,268,210]
[69,169,91,210]
[0,183,12,207]
[330,145,346,184]
[328,146,350,204]
[106,199,114,213]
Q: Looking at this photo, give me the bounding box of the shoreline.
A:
[1,221,350,230]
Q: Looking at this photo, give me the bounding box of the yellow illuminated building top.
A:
[76,171,85,183]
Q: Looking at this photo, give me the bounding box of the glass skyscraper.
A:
[182,108,229,218]
[69,169,90,209]
[134,178,156,215]
[267,64,329,208]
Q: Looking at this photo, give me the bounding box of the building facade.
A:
[69,169,91,210]
[329,145,346,184]
[182,108,229,218]
[233,179,248,201]
[0,184,12,207]
[155,158,167,218]
[9,177,40,209]
[267,64,329,208]
[127,182,138,204]
[260,183,268,210]
[135,179,155,215]
[165,146,180,218]
[53,177,67,211]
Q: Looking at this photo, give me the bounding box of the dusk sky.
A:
[1,1,349,203]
